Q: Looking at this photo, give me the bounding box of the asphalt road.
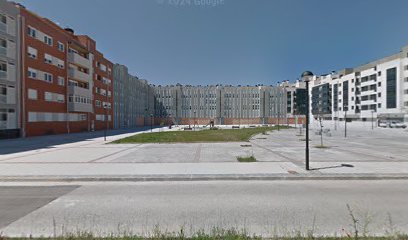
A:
[1,180,408,237]
[0,186,79,229]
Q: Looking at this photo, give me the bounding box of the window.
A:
[57,59,64,69]
[44,92,52,101]
[57,76,65,86]
[1,14,6,24]
[27,26,36,38]
[378,71,381,76]
[28,68,37,79]
[0,62,6,72]
[386,67,397,109]
[68,80,78,86]
[0,111,7,121]
[378,92,381,97]
[57,42,64,52]
[0,84,6,95]
[57,94,64,103]
[98,62,107,71]
[0,38,6,48]
[96,100,101,107]
[44,73,53,83]
[28,89,37,100]
[44,35,53,46]
[27,46,37,59]
[44,54,52,64]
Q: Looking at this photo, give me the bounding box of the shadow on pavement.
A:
[310,163,354,171]
[0,126,162,155]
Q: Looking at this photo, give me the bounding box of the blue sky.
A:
[15,0,408,86]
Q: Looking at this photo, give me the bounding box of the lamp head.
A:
[301,71,314,82]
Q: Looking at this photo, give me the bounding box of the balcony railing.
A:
[68,68,91,83]
[68,85,92,99]
[68,102,93,113]
[68,52,91,68]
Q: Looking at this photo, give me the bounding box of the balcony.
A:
[68,102,92,113]
[68,68,91,83]
[68,52,91,68]
[361,99,376,106]
[68,85,92,99]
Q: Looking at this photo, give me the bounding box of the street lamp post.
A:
[150,113,153,132]
[193,111,196,131]
[334,111,337,131]
[103,103,108,141]
[145,108,148,129]
[277,93,280,131]
[168,113,172,128]
[344,110,347,138]
[301,71,314,171]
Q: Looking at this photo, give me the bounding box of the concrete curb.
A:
[1,174,408,182]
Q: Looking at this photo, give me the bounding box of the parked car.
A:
[389,121,407,128]
[378,121,388,128]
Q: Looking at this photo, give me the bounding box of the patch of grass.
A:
[237,155,257,162]
[4,232,408,240]
[113,126,289,144]
[315,145,330,149]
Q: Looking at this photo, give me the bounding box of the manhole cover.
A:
[240,144,252,147]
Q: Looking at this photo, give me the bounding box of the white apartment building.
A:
[0,0,20,138]
[309,45,408,123]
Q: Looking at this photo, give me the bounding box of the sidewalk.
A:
[1,161,408,181]
[1,125,408,182]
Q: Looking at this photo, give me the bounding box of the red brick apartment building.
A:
[18,6,113,137]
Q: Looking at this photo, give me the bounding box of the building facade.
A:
[3,0,408,138]
[152,84,299,126]
[0,0,19,138]
[309,45,408,122]
[280,80,307,117]
[113,64,154,128]
[18,4,113,137]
